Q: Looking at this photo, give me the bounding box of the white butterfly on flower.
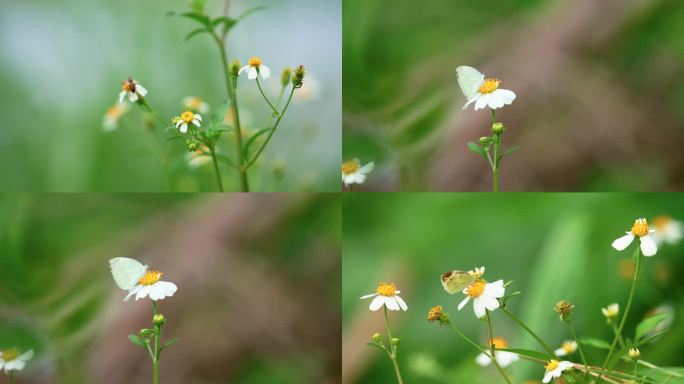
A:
[456,66,516,111]
[109,257,177,301]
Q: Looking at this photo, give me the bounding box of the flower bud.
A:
[140,328,154,338]
[230,59,241,77]
[427,305,450,327]
[554,300,574,321]
[153,314,166,327]
[292,65,306,88]
[171,116,180,125]
[281,66,292,87]
[628,348,640,359]
[391,337,400,347]
[479,136,492,147]
[492,122,505,135]
[372,333,382,343]
[187,139,201,152]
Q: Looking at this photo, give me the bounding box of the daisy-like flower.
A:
[542,359,574,383]
[0,348,33,373]
[456,66,516,111]
[457,267,505,318]
[360,282,408,311]
[118,77,148,104]
[102,103,130,131]
[651,215,683,246]
[601,303,619,322]
[175,110,202,133]
[554,340,577,357]
[475,337,519,368]
[125,269,177,302]
[342,159,374,187]
[182,96,209,114]
[238,56,271,80]
[612,218,657,257]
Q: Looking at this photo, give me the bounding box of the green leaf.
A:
[128,334,146,347]
[160,337,180,351]
[635,312,671,341]
[236,6,268,21]
[498,146,520,161]
[180,12,210,27]
[634,328,669,346]
[212,16,237,32]
[579,337,611,350]
[501,291,521,306]
[211,101,231,126]
[186,27,210,41]
[466,142,487,160]
[497,348,548,361]
[639,366,684,383]
[189,0,207,13]
[243,128,273,159]
[214,154,237,169]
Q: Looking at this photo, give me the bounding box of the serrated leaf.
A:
[635,312,671,341]
[579,337,611,350]
[186,28,210,41]
[180,12,210,27]
[243,127,273,160]
[160,337,180,351]
[497,348,549,361]
[128,334,146,347]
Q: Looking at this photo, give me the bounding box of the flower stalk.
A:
[383,306,404,384]
[484,311,513,384]
[500,307,556,357]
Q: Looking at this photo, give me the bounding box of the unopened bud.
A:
[153,314,165,327]
[230,59,241,77]
[479,137,492,147]
[372,333,382,343]
[391,337,400,346]
[281,66,292,87]
[140,328,153,338]
[292,65,306,88]
[492,122,505,135]
[628,348,640,359]
[554,300,574,321]
[187,139,201,152]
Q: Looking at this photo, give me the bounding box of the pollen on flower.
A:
[342,160,360,175]
[545,359,559,371]
[465,280,485,298]
[490,337,509,349]
[427,305,444,321]
[478,78,500,94]
[122,78,136,92]
[631,218,649,237]
[376,282,397,297]
[139,270,162,286]
[248,56,263,67]
[2,348,18,362]
[181,111,195,123]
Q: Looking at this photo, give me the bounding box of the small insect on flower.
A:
[182,96,210,114]
[118,77,148,104]
[175,110,202,134]
[457,266,505,319]
[601,303,619,322]
[612,218,657,257]
[238,56,271,80]
[554,340,577,357]
[456,66,516,111]
[542,359,574,383]
[360,282,408,311]
[102,103,130,131]
[651,215,683,246]
[109,257,178,302]
[342,159,374,187]
[475,337,519,368]
[0,348,33,373]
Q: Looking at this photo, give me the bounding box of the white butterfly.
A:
[456,66,516,111]
[109,257,148,290]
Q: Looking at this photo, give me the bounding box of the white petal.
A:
[136,84,148,96]
[612,233,635,251]
[118,91,126,104]
[180,123,188,133]
[462,95,479,110]
[385,297,400,311]
[192,119,201,127]
[487,93,505,109]
[259,65,271,79]
[394,295,408,311]
[0,361,4,370]
[457,296,470,311]
[238,65,250,75]
[247,67,258,80]
[359,162,375,174]
[18,350,34,362]
[369,295,385,311]
[129,92,139,102]
[484,280,505,298]
[474,94,489,110]
[475,353,491,367]
[348,173,367,185]
[473,297,486,318]
[640,235,657,257]
[558,361,574,371]
[194,114,202,121]
[136,285,151,300]
[498,351,519,367]
[555,348,566,356]
[480,294,500,312]
[124,285,141,301]
[496,89,516,103]
[542,371,553,383]
[360,293,377,299]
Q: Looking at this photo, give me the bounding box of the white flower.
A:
[651,215,683,246]
[360,282,408,311]
[475,337,519,368]
[542,359,574,383]
[456,66,516,111]
[124,269,177,302]
[182,96,210,114]
[554,340,577,357]
[238,56,271,80]
[118,77,148,103]
[611,218,657,257]
[0,348,33,373]
[102,103,130,131]
[175,110,202,134]
[342,159,374,187]
[601,303,619,321]
[457,269,505,318]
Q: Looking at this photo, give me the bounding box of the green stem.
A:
[501,307,556,357]
[634,360,638,381]
[210,148,224,192]
[255,76,279,116]
[8,371,13,384]
[383,306,404,384]
[485,311,514,384]
[245,86,295,169]
[601,248,642,378]
[612,323,626,349]
[214,34,249,191]
[491,109,500,192]
[153,301,160,384]
[445,322,512,383]
[567,318,589,376]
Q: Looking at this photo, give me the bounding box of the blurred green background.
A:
[0,193,341,383]
[342,193,684,383]
[343,0,684,191]
[0,0,340,192]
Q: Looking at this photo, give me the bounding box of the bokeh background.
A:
[0,193,341,383]
[0,0,341,192]
[342,193,684,383]
[343,0,684,191]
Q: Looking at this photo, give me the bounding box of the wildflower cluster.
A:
[103,4,307,192]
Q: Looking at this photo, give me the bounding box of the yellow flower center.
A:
[427,305,444,322]
[342,160,360,175]
[631,218,649,237]
[2,348,19,362]
[465,280,485,298]
[139,270,162,286]
[652,215,672,231]
[562,341,575,353]
[181,111,195,124]
[248,56,262,67]
[376,282,397,297]
[478,78,500,94]
[491,337,509,349]
[545,359,559,371]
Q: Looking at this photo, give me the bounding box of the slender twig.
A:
[256,76,280,116]
[210,148,224,191]
[245,86,295,169]
[153,301,160,384]
[567,318,589,377]
[501,307,556,357]
[485,311,513,384]
[491,109,499,192]
[383,306,404,384]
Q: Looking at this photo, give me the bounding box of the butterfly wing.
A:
[109,257,147,290]
[456,66,485,99]
[441,270,475,294]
